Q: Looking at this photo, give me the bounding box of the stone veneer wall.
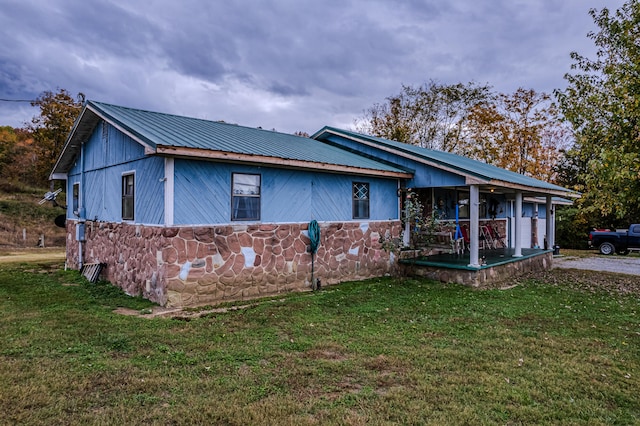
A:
[66,220,402,307]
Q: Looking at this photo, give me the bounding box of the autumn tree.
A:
[358,82,569,182]
[556,0,640,224]
[356,81,493,152]
[27,89,84,187]
[0,126,37,185]
[464,89,571,182]
[0,126,18,176]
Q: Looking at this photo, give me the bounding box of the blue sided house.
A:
[50,101,577,307]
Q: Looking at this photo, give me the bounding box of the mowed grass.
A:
[0,262,638,425]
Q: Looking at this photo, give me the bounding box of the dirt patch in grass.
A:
[113,302,262,319]
[0,247,65,264]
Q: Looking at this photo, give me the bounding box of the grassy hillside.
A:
[0,182,66,248]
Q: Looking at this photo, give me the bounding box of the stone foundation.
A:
[66,220,402,307]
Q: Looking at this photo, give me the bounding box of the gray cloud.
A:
[0,0,627,133]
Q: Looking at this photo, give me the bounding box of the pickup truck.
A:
[589,224,640,255]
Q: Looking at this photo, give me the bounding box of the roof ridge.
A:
[88,100,305,140]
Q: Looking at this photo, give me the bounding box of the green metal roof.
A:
[312,126,578,196]
[51,101,411,178]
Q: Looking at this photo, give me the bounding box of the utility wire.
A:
[0,98,36,103]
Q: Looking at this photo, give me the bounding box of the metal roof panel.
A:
[51,101,411,178]
[313,126,577,195]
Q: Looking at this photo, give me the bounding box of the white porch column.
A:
[468,184,480,268]
[545,195,554,249]
[513,191,523,257]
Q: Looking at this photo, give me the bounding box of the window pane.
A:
[233,174,260,195]
[232,173,260,221]
[352,182,370,219]
[458,192,470,219]
[72,183,79,214]
[122,174,134,220]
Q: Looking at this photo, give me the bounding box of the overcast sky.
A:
[0,0,626,134]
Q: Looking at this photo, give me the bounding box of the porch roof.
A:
[312,127,579,198]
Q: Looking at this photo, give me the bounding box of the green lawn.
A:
[0,261,638,425]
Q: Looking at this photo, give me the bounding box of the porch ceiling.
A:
[433,184,576,203]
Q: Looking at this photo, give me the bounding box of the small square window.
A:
[353,182,370,219]
[72,183,80,216]
[232,173,260,221]
[122,173,135,221]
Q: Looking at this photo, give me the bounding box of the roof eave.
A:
[49,101,157,179]
[49,105,99,180]
[316,128,579,198]
[154,145,413,179]
[316,128,483,181]
[486,179,581,198]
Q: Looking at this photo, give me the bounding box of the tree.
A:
[0,126,18,175]
[0,126,36,185]
[358,82,569,182]
[27,89,84,187]
[356,81,493,152]
[555,0,640,223]
[464,89,571,182]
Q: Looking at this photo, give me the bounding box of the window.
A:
[457,191,470,219]
[352,182,370,219]
[122,173,135,221]
[72,183,80,216]
[232,173,260,221]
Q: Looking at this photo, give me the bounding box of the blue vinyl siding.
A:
[322,134,465,187]
[173,159,399,225]
[67,122,164,224]
[67,121,399,227]
[173,159,230,224]
[82,122,146,170]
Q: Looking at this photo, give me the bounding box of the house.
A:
[50,101,577,307]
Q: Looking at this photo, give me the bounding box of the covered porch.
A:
[401,183,568,270]
[310,127,578,284]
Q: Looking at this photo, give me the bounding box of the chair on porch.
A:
[487,224,506,248]
[480,225,495,249]
[460,225,470,251]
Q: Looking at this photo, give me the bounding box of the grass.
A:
[0,261,639,425]
[0,184,66,247]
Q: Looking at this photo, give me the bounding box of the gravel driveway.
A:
[553,254,640,276]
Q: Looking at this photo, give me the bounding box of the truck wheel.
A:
[599,242,615,255]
